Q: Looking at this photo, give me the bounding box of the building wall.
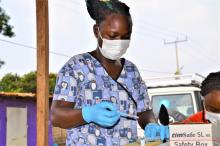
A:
[0,97,53,146]
[53,127,67,146]
[0,98,6,146]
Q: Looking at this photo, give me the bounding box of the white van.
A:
[137,74,205,137]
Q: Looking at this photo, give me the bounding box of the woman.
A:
[51,0,168,145]
[183,71,220,123]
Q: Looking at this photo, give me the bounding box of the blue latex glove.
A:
[82,102,120,127]
[144,123,169,141]
[159,125,169,141]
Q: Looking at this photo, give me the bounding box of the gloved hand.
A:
[159,125,169,141]
[82,102,120,127]
[144,123,169,141]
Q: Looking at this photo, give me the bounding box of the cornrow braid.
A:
[85,0,131,24]
[200,71,220,96]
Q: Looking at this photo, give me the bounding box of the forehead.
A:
[100,13,132,32]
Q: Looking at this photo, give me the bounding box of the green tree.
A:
[19,71,37,93]
[49,73,57,94]
[0,73,21,92]
[0,5,15,69]
[0,72,57,94]
[0,7,14,37]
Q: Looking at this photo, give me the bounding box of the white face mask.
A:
[98,27,130,60]
[205,110,220,123]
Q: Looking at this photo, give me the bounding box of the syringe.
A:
[119,112,139,120]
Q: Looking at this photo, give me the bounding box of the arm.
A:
[51,100,86,129]
[51,100,120,129]
[137,109,156,129]
[134,66,169,140]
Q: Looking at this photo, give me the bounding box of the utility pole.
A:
[164,37,187,75]
[36,0,49,146]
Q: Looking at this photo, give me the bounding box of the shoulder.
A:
[182,111,204,123]
[58,53,89,75]
[124,58,143,80]
[124,58,140,72]
[124,58,135,66]
[66,53,90,64]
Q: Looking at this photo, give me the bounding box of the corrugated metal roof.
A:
[0,92,52,98]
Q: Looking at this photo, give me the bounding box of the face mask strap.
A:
[97,27,104,49]
[201,100,206,122]
[97,27,103,40]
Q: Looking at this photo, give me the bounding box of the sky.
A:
[0,0,220,79]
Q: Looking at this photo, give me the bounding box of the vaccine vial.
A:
[140,137,145,146]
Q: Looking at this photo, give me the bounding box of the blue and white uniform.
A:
[53,53,151,146]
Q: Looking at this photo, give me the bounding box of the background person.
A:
[183,71,220,123]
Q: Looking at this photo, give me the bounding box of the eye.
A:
[105,31,131,40]
[109,34,131,40]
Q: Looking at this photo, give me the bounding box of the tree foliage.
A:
[0,5,15,70]
[0,7,14,37]
[0,73,21,92]
[0,72,57,94]
[20,71,37,93]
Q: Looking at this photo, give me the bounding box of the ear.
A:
[93,24,99,38]
[93,24,102,48]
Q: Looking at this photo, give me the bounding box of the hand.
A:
[82,102,120,127]
[144,123,160,141]
[144,123,169,141]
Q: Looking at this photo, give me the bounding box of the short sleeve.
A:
[136,78,152,113]
[53,69,78,103]
[131,64,152,113]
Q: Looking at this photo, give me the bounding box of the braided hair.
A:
[200,71,220,96]
[85,0,131,24]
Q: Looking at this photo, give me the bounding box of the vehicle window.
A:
[152,94,194,122]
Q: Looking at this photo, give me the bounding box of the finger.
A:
[102,110,120,118]
[145,129,151,139]
[150,126,157,140]
[97,117,112,127]
[166,126,170,139]
[106,114,120,123]
[99,117,118,127]
[99,102,117,111]
[160,126,165,141]
[150,123,158,140]
[145,124,157,140]
[144,126,149,137]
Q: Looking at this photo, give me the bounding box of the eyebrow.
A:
[107,27,132,33]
